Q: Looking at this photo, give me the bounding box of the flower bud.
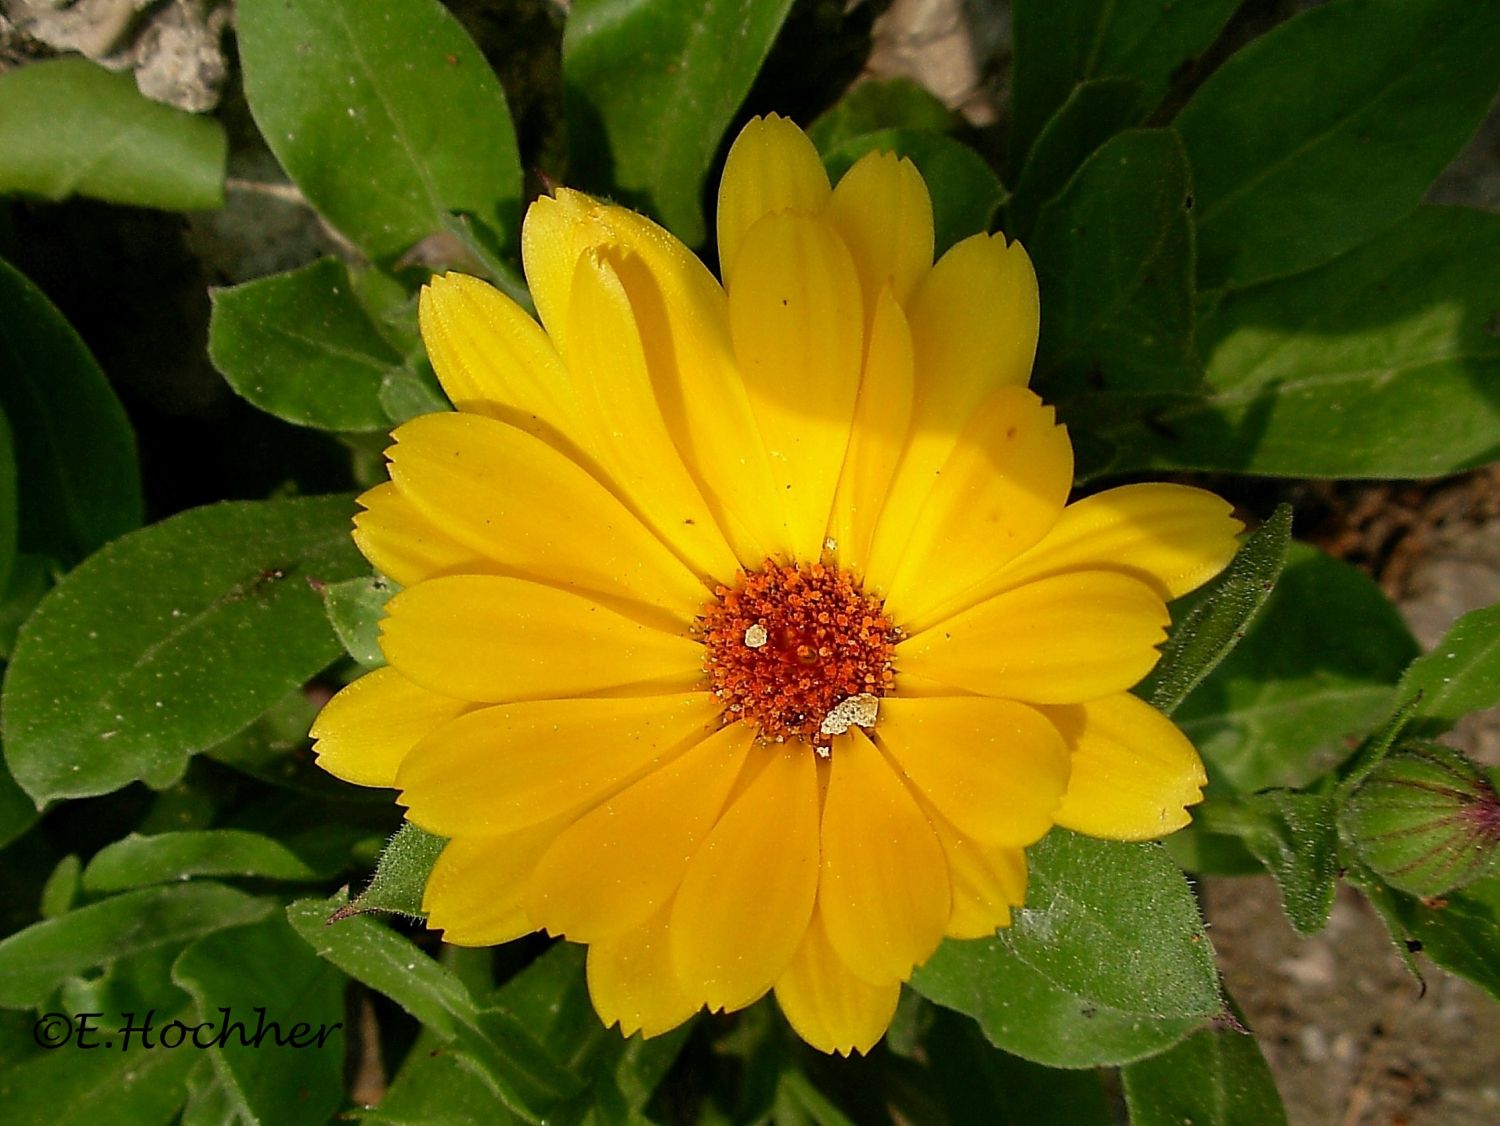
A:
[1342,742,1500,897]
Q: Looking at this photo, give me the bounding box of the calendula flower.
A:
[311,115,1240,1055]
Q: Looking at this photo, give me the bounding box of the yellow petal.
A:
[351,483,489,587]
[876,696,1069,847]
[522,188,788,562]
[423,823,564,945]
[1041,694,1207,841]
[417,273,576,440]
[774,907,900,1056]
[387,411,707,620]
[310,666,472,788]
[994,483,1243,602]
[827,288,915,573]
[525,722,755,942]
[588,899,701,1038]
[875,387,1073,627]
[820,728,949,984]
[560,249,741,583]
[827,149,934,311]
[728,211,863,559]
[396,693,722,836]
[925,810,1029,939]
[671,745,820,1012]
[716,114,831,286]
[379,576,704,703]
[897,571,1169,703]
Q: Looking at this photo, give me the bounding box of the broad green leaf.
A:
[1005,77,1146,239]
[0,553,53,662]
[1397,602,1500,735]
[209,258,404,432]
[3,496,364,803]
[380,366,451,426]
[806,79,954,153]
[39,854,82,919]
[0,1006,197,1125]
[1178,0,1500,290]
[0,760,37,851]
[182,1060,239,1126]
[1009,0,1240,168]
[1175,544,1419,793]
[1140,505,1291,716]
[0,409,15,595]
[821,129,1004,255]
[912,932,1201,1068]
[1004,831,1222,1020]
[337,823,446,919]
[81,830,325,892]
[361,1039,530,1125]
[204,691,381,805]
[0,256,142,563]
[1031,128,1198,405]
[1105,207,1500,478]
[564,0,795,246]
[0,57,225,210]
[1122,1004,1287,1126]
[1381,874,1500,1002]
[1234,791,1339,936]
[323,574,393,667]
[173,912,345,1126]
[238,0,521,264]
[0,883,270,1009]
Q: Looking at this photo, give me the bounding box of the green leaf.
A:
[1397,602,1500,735]
[323,573,393,667]
[0,883,271,1009]
[0,553,53,663]
[806,79,955,153]
[1175,544,1420,793]
[39,854,82,919]
[1235,791,1339,937]
[1031,128,1198,406]
[1105,207,1500,478]
[337,823,446,919]
[821,129,1004,255]
[380,365,451,426]
[0,409,16,596]
[0,57,225,211]
[2,495,365,804]
[172,912,346,1126]
[563,0,796,246]
[81,830,326,892]
[0,256,142,563]
[1009,0,1240,167]
[1006,77,1146,239]
[1122,1003,1287,1126]
[237,0,522,264]
[0,759,38,851]
[209,258,405,432]
[1141,505,1291,716]
[1379,874,1500,1001]
[0,1007,198,1125]
[1178,0,1500,290]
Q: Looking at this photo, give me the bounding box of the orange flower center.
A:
[699,560,897,749]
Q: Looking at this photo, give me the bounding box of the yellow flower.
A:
[311,115,1241,1055]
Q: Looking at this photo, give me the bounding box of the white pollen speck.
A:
[823,536,838,553]
[815,744,832,759]
[743,624,769,649]
[819,693,880,737]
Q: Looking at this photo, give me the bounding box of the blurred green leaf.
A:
[821,129,1004,255]
[238,0,521,264]
[173,911,346,1126]
[1178,0,1500,290]
[181,1060,238,1126]
[0,1006,197,1125]
[339,823,446,919]
[0,410,15,597]
[0,883,270,1009]
[204,691,381,805]
[39,854,82,920]
[564,0,795,246]
[0,553,52,662]
[806,79,954,153]
[210,258,404,432]
[1122,1002,1287,1126]
[1031,128,1198,405]
[1006,77,1145,239]
[1141,505,1291,716]
[323,574,393,667]
[1397,602,1500,735]
[1175,544,1420,793]
[2,495,365,804]
[0,57,225,210]
[81,830,326,892]
[1009,0,1239,167]
[1106,207,1500,478]
[0,256,141,564]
